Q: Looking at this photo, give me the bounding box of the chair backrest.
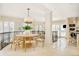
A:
[38,32,45,39]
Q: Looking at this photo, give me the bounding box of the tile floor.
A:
[0,42,79,56]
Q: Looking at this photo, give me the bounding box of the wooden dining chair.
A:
[36,37,45,47]
[33,32,45,47]
[10,36,23,51]
[24,37,36,51]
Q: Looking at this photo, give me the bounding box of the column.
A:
[45,11,52,45]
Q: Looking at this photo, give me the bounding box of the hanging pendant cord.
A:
[27,8,30,17]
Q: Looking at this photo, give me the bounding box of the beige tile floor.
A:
[0,42,79,56]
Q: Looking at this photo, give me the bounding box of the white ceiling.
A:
[0,3,79,21]
[0,3,48,21]
[43,3,79,20]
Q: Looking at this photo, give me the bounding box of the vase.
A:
[23,30,31,34]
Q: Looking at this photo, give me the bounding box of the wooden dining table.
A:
[15,34,38,48]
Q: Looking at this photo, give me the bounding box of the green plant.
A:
[23,25,32,30]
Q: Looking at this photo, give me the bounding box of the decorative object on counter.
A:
[76,30,79,32]
[70,32,77,39]
[69,24,75,27]
[23,25,32,34]
[69,28,75,31]
[63,25,66,28]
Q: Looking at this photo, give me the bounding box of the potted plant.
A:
[23,25,32,34]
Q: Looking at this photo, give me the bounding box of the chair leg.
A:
[36,41,38,47]
[24,43,26,52]
[11,43,12,49]
[11,43,14,50]
[14,43,19,51]
[14,44,17,51]
[32,43,36,50]
[42,41,44,47]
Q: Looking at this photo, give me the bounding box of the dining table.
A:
[15,33,38,48]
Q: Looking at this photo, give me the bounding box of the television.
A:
[63,25,66,28]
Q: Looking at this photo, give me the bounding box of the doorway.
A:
[52,24,67,49]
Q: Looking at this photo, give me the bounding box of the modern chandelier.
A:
[24,8,32,23]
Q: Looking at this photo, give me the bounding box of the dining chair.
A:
[34,32,45,47]
[10,36,23,51]
[30,39,37,49]
[24,37,36,51]
[36,38,45,47]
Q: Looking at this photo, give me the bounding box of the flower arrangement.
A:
[23,25,32,30]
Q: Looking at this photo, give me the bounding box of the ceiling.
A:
[0,3,79,21]
[44,3,79,20]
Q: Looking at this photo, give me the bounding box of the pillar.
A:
[45,11,52,45]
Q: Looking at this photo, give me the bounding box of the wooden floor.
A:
[0,43,79,56]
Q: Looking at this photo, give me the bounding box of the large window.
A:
[0,22,3,32]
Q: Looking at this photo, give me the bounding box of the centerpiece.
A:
[23,25,32,34]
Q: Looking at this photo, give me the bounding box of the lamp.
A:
[24,8,32,23]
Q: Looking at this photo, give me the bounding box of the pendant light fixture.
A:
[24,8,32,23]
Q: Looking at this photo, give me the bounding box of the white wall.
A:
[52,20,66,25]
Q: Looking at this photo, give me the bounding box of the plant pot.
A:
[23,30,31,34]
